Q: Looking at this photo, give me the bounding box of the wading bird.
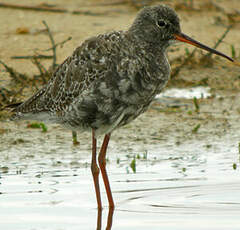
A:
[7,5,234,209]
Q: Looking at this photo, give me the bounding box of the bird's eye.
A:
[157,20,167,27]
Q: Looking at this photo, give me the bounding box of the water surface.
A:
[0,87,240,230]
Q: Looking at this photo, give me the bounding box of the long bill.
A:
[174,32,234,62]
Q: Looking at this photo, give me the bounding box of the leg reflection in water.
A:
[96,207,114,230]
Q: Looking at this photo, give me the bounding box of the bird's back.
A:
[11,31,125,120]
[10,30,170,134]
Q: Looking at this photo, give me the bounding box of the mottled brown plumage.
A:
[11,6,180,136]
[9,5,233,209]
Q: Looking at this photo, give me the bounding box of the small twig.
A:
[0,87,11,104]
[31,78,39,91]
[91,0,130,6]
[43,36,72,52]
[0,2,66,13]
[71,10,106,16]
[42,20,57,69]
[91,0,154,8]
[32,58,44,76]
[209,1,226,14]
[31,58,48,84]
[0,60,27,83]
[0,3,107,16]
[11,55,53,60]
[0,85,25,108]
[1,22,72,106]
[0,60,15,76]
[11,37,72,60]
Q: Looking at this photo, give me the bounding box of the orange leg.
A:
[98,133,115,208]
[106,207,114,230]
[91,129,102,210]
[96,207,102,230]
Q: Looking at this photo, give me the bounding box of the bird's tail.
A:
[1,102,23,120]
[4,87,48,121]
[4,102,23,110]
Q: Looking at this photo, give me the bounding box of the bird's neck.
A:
[125,31,169,56]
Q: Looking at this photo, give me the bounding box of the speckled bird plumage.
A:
[11,5,180,136]
[8,4,234,209]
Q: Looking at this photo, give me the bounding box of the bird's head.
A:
[130,5,233,62]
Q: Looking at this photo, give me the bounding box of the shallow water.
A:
[0,129,240,230]
[0,87,240,230]
[157,86,211,99]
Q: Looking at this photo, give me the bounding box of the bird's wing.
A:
[11,31,127,117]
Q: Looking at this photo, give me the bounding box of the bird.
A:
[7,4,234,209]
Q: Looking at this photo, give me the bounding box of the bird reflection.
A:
[96,207,114,230]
